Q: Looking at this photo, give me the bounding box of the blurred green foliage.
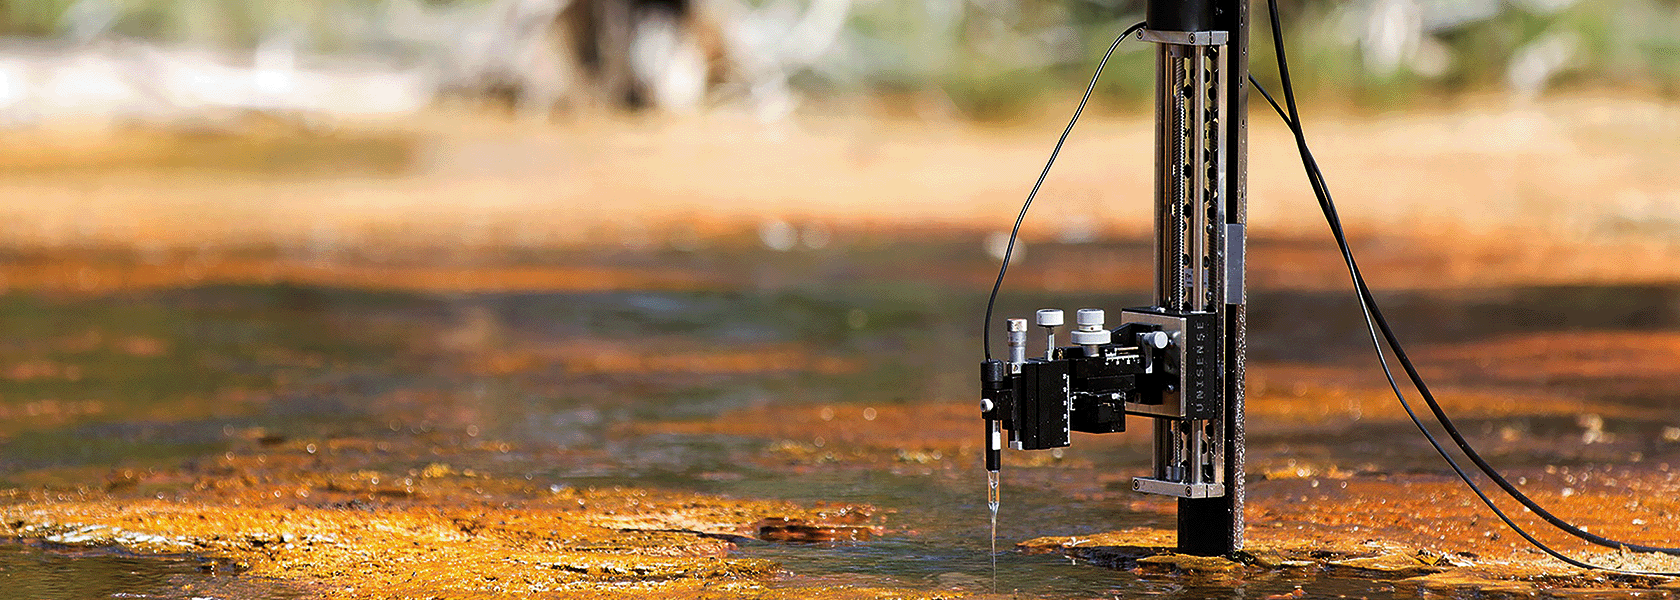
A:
[858,0,1680,118]
[0,0,385,50]
[2,0,1676,118]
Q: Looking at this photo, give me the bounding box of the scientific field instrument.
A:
[979,0,1250,556]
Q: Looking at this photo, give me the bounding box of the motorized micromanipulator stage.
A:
[979,0,1249,557]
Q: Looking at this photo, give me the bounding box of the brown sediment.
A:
[1019,468,1680,592]
[1243,362,1655,428]
[8,227,1680,298]
[461,341,859,378]
[1022,528,1679,592]
[0,437,950,600]
[1420,331,1680,397]
[755,517,876,542]
[1244,475,1680,565]
[0,256,712,295]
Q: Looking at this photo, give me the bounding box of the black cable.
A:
[1252,75,1679,575]
[1258,0,1680,557]
[1257,0,1680,574]
[982,20,1149,360]
[1256,73,1680,558]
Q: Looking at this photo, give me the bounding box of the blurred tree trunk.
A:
[560,0,712,111]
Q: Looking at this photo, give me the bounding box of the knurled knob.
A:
[1071,308,1110,345]
[1070,328,1111,345]
[1035,309,1064,328]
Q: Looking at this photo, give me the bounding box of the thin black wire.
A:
[1256,0,1680,558]
[982,20,1149,360]
[1258,0,1679,575]
[1252,75,1678,576]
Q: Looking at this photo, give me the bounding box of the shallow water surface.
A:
[3,240,1678,598]
[0,543,301,600]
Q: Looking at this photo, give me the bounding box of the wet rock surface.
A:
[0,442,921,599]
[1021,522,1680,595]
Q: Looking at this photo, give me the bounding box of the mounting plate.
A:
[1132,477,1225,498]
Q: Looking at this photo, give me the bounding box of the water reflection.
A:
[2,238,1678,598]
[0,543,300,600]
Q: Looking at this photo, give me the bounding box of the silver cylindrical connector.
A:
[1006,318,1028,365]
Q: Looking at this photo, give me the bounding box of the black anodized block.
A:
[1013,359,1071,450]
[1181,311,1220,419]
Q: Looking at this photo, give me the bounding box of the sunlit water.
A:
[5,247,1680,598]
[0,543,301,600]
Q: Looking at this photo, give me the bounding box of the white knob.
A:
[1139,331,1169,349]
[1036,309,1064,328]
[1072,308,1109,346]
[1070,328,1111,345]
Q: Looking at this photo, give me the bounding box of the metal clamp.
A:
[1139,29,1229,46]
[1133,477,1225,498]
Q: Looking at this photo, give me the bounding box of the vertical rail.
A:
[1175,0,1247,556]
[1189,47,1209,313]
[1224,0,1250,552]
[1156,46,1191,313]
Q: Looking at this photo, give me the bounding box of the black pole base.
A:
[1177,496,1236,556]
